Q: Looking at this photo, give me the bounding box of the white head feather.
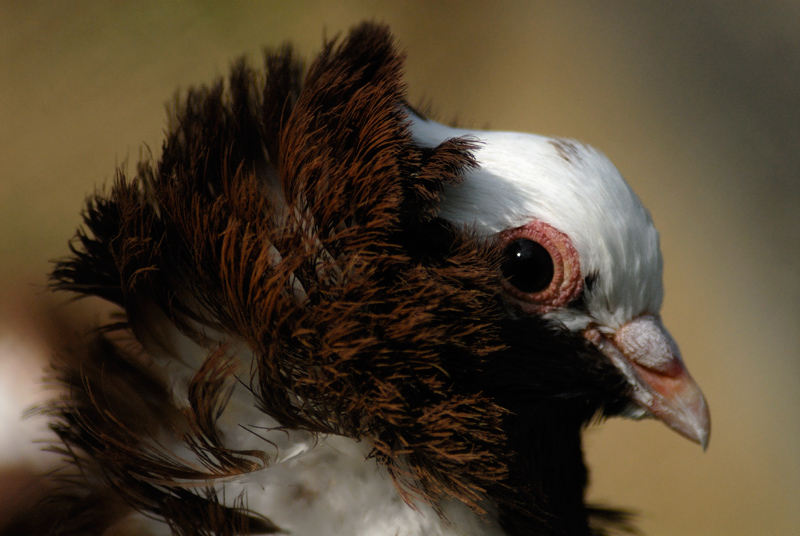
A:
[410,114,664,332]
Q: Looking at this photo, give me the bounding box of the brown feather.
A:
[46,22,515,534]
[43,21,634,536]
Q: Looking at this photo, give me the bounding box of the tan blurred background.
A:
[1,2,798,534]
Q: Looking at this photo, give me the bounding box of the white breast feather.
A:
[130,315,503,536]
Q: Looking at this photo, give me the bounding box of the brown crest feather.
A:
[46,22,514,534]
[44,21,633,536]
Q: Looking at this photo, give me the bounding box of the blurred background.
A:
[1,2,798,534]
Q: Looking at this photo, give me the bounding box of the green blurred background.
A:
[1,2,798,534]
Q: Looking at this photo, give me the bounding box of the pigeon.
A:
[24,22,708,536]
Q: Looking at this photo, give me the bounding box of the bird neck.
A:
[492,405,592,536]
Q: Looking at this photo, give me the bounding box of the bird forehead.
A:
[411,117,646,235]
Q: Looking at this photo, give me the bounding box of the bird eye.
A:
[502,239,554,293]
[498,221,583,314]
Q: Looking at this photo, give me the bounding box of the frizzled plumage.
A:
[21,21,707,536]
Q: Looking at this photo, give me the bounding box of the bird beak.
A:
[584,314,711,449]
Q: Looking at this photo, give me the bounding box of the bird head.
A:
[43,22,711,536]
[412,116,710,448]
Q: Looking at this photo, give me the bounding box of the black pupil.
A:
[502,239,554,293]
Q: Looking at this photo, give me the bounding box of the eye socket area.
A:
[499,221,583,313]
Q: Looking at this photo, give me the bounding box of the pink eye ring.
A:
[498,221,583,314]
